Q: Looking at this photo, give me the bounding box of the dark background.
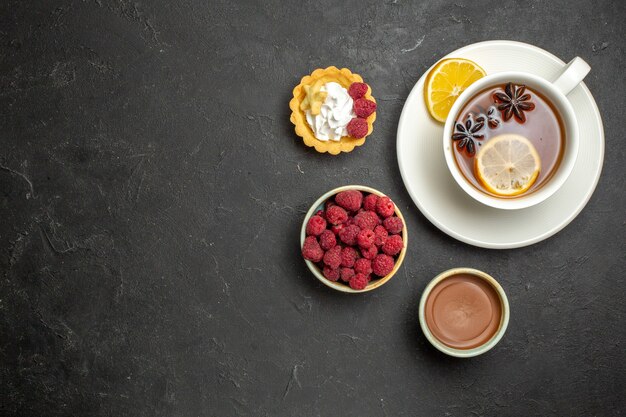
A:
[1,0,624,416]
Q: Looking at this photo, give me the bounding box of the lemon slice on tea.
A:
[424,58,486,123]
[475,134,541,196]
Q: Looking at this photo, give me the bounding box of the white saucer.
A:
[396,40,604,249]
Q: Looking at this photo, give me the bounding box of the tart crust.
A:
[289,66,376,155]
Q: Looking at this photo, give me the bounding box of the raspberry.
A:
[325,200,336,211]
[335,190,363,212]
[315,210,325,220]
[305,215,326,236]
[383,216,404,234]
[348,82,368,100]
[372,254,394,277]
[331,223,345,235]
[326,205,348,225]
[354,258,372,275]
[361,245,378,259]
[382,234,403,256]
[349,273,369,290]
[374,225,388,247]
[302,236,324,262]
[319,229,337,251]
[363,193,379,211]
[357,229,375,248]
[338,224,360,246]
[376,196,395,218]
[323,245,342,269]
[346,118,368,139]
[340,267,355,282]
[353,98,377,118]
[354,210,380,231]
[340,246,358,267]
[323,266,340,282]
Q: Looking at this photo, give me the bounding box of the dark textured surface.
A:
[1,0,625,416]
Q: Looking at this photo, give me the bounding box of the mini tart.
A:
[289,66,376,155]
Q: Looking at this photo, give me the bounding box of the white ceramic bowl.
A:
[300,185,408,293]
[419,267,510,358]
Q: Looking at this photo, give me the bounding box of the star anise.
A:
[493,82,535,122]
[452,113,484,156]
[485,106,501,128]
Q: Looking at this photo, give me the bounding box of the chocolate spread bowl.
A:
[419,268,510,357]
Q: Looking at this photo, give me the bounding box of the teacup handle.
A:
[552,57,591,96]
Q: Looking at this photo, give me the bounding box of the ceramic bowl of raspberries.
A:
[300,185,408,293]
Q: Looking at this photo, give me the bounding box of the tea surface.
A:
[452,83,564,197]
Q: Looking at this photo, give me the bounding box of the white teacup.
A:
[443,57,590,210]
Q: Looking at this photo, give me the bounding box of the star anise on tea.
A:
[493,82,535,122]
[452,114,484,156]
[485,106,501,128]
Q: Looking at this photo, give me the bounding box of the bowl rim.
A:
[300,185,408,293]
[418,267,510,357]
[442,71,580,210]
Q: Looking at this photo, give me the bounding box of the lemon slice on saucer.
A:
[424,58,486,122]
[475,134,541,196]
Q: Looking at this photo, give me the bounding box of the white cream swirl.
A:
[305,82,355,141]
